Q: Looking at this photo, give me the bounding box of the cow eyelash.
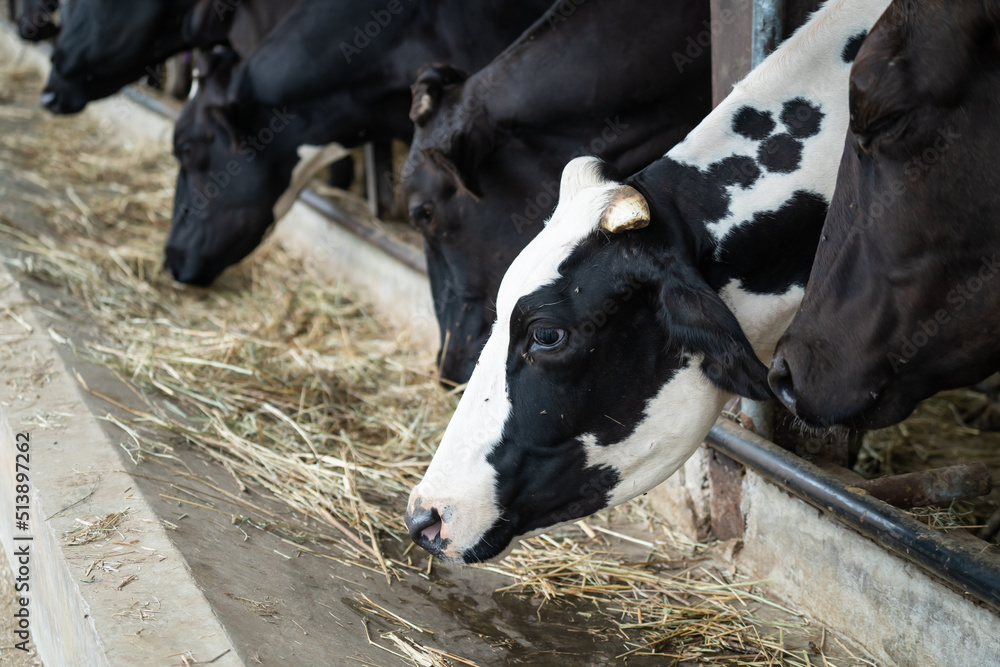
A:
[855,110,909,151]
[529,328,567,350]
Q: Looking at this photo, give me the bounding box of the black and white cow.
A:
[405,0,890,563]
[164,0,553,286]
[769,0,1000,429]
[401,0,712,384]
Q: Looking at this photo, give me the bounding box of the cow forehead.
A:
[494,169,616,319]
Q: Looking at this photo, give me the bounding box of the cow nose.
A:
[405,505,444,555]
[163,247,185,282]
[768,352,797,412]
[40,90,59,112]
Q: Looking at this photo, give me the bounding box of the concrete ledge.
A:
[0,265,242,666]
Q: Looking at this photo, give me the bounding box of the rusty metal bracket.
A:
[853,463,993,510]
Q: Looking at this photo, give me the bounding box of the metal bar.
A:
[706,418,1000,612]
[364,143,379,217]
[298,189,428,275]
[751,0,786,67]
[856,463,993,510]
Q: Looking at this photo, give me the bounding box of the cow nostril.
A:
[405,506,443,547]
[768,353,797,411]
[40,91,58,110]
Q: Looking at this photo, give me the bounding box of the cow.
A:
[767,0,1000,430]
[39,0,288,114]
[404,0,891,564]
[163,0,553,287]
[16,0,59,42]
[400,0,712,384]
[41,0,201,114]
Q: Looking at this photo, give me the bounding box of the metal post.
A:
[751,0,786,67]
[741,0,787,441]
[364,142,379,217]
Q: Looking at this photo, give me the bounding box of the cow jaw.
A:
[584,361,728,509]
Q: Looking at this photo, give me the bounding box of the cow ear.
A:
[410,65,469,126]
[656,262,773,400]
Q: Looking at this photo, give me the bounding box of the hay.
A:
[0,59,874,665]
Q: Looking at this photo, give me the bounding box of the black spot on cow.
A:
[709,155,762,190]
[780,98,824,138]
[732,106,776,140]
[842,31,867,63]
[708,190,828,295]
[758,133,803,173]
[633,154,762,230]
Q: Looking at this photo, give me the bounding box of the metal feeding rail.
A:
[707,420,1000,612]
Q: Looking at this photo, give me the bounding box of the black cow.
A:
[16,0,59,41]
[768,0,1000,429]
[400,0,712,384]
[164,0,553,287]
[404,0,890,563]
[42,0,201,114]
[39,0,286,114]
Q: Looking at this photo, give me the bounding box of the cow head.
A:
[405,157,770,563]
[769,0,1000,429]
[402,65,576,384]
[17,0,60,42]
[403,65,535,385]
[43,0,195,114]
[165,49,302,286]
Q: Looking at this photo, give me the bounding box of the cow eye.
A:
[408,204,434,231]
[855,110,909,153]
[530,328,566,350]
[175,141,194,161]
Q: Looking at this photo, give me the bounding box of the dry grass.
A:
[0,59,878,665]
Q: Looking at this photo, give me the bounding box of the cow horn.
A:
[414,93,434,122]
[600,185,650,233]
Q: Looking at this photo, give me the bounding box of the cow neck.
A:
[628,0,891,361]
[466,0,711,141]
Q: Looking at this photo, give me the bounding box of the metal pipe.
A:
[751,0,786,67]
[706,418,1000,612]
[298,189,428,275]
